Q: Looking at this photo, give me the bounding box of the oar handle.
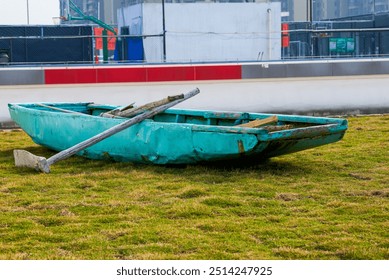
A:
[46,88,200,167]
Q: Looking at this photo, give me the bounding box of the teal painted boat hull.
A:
[8,102,348,165]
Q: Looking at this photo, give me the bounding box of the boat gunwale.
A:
[8,102,348,137]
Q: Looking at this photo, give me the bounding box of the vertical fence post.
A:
[162,0,166,62]
[103,29,108,63]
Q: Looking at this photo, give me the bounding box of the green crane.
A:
[64,0,117,63]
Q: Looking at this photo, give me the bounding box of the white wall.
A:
[164,3,281,62]
[117,4,143,35]
[118,2,281,63]
[0,0,60,25]
[117,3,163,62]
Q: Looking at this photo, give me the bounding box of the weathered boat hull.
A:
[8,102,348,165]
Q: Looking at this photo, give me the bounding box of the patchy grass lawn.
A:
[0,115,388,260]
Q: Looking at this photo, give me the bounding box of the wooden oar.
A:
[99,103,135,118]
[14,88,200,173]
[117,94,184,118]
[100,94,184,118]
[237,115,278,128]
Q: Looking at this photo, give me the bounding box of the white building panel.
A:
[0,0,60,25]
[118,2,281,63]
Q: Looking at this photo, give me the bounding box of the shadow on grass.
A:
[144,157,315,186]
[2,144,314,181]
[74,153,314,178]
[1,146,54,158]
[0,146,55,175]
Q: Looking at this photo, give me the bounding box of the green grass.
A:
[0,115,388,260]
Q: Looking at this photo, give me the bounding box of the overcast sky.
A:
[0,0,60,25]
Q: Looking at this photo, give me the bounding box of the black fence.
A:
[284,13,389,59]
[2,13,389,64]
[0,25,93,65]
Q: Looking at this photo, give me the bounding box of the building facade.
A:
[313,0,389,21]
[62,0,121,24]
[63,0,389,24]
[0,0,60,25]
[65,0,295,25]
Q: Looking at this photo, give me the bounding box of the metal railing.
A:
[2,27,389,65]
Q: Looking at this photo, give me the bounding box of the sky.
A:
[0,0,60,25]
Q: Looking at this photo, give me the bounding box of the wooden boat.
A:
[8,102,348,165]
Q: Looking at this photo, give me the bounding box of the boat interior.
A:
[15,102,346,132]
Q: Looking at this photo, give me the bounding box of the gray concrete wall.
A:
[0,69,44,85]
[241,59,389,78]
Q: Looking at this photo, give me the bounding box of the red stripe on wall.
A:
[97,67,147,83]
[147,66,196,82]
[195,65,242,80]
[45,68,97,84]
[44,64,242,85]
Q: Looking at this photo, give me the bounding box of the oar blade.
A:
[13,150,50,173]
